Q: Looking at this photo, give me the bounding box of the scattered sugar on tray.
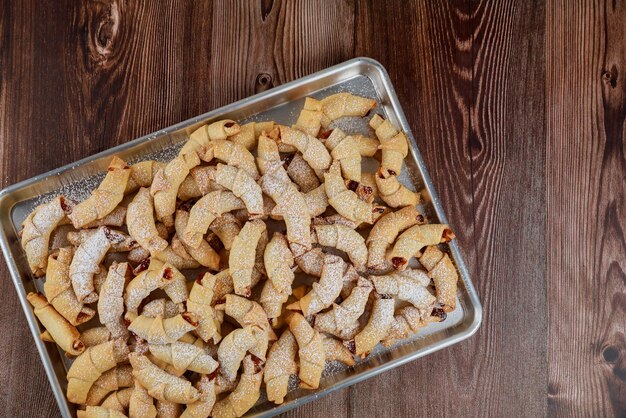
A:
[286,374,300,392]
[322,359,350,377]
[37,172,104,208]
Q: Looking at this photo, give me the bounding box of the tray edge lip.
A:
[0,56,482,418]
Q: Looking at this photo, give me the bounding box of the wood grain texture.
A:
[547,1,626,416]
[0,0,624,416]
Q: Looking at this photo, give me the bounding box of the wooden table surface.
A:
[0,1,624,417]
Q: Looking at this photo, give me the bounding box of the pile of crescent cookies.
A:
[20,92,458,418]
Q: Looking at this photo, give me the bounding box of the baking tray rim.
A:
[0,57,482,418]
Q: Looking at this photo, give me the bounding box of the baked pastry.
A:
[369,114,408,175]
[366,206,424,271]
[155,400,182,418]
[208,212,241,250]
[126,188,168,254]
[230,121,274,150]
[210,269,234,304]
[375,167,420,208]
[179,374,217,418]
[76,406,127,418]
[323,129,364,183]
[182,124,258,180]
[320,92,377,125]
[124,259,188,321]
[67,339,129,404]
[324,161,373,224]
[211,163,264,216]
[127,313,197,345]
[259,232,295,320]
[141,298,180,319]
[152,245,201,270]
[125,160,166,194]
[150,156,200,226]
[303,184,329,217]
[80,326,113,348]
[388,224,455,270]
[290,254,345,316]
[229,219,267,296]
[69,157,130,228]
[293,246,325,277]
[370,268,436,309]
[358,136,380,158]
[98,262,132,338]
[312,224,368,271]
[279,125,331,172]
[220,294,276,360]
[180,120,241,165]
[85,365,133,406]
[128,379,157,418]
[264,329,298,404]
[127,246,150,263]
[173,209,220,269]
[183,190,245,248]
[293,97,325,137]
[211,355,264,418]
[351,295,395,358]
[148,341,219,374]
[187,272,222,343]
[289,313,325,389]
[339,263,361,300]
[67,229,138,253]
[321,334,355,366]
[257,133,311,257]
[419,245,459,312]
[217,326,263,383]
[27,292,84,356]
[207,139,259,180]
[82,205,127,228]
[100,387,133,412]
[382,305,446,347]
[313,276,373,340]
[129,353,199,404]
[286,152,320,193]
[69,226,114,303]
[43,247,96,326]
[177,165,225,200]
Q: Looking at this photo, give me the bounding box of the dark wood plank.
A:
[350,0,547,416]
[547,1,626,416]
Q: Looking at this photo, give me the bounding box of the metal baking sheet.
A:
[0,57,482,417]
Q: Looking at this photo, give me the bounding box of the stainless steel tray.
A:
[0,57,482,417]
